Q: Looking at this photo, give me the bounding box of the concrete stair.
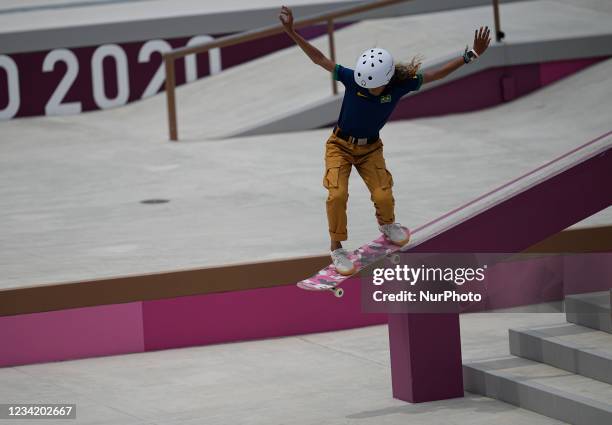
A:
[565,291,612,333]
[464,290,612,424]
[509,323,612,385]
[464,356,612,425]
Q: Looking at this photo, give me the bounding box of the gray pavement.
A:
[0,313,569,425]
[1,56,611,290]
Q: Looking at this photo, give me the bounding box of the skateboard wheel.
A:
[390,254,400,265]
[332,287,344,298]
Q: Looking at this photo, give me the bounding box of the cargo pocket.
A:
[375,160,393,189]
[323,163,341,189]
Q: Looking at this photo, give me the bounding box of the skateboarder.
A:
[279,5,491,275]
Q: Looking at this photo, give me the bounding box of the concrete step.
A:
[565,291,612,333]
[464,356,612,425]
[509,323,612,385]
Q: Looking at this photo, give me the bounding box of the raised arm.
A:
[279,5,335,72]
[422,26,491,84]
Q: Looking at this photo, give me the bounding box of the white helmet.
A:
[354,48,395,88]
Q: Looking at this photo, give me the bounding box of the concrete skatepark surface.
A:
[1,2,611,424]
[100,0,612,140]
[1,57,611,289]
[3,1,611,138]
[0,0,357,34]
[0,1,525,56]
[0,313,569,425]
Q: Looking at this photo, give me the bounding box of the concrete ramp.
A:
[3,0,610,140]
[167,0,612,139]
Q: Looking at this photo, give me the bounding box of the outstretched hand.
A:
[279,5,294,32]
[473,26,491,55]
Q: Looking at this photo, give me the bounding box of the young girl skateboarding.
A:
[279,5,490,275]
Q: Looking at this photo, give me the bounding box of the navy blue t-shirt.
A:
[333,64,423,138]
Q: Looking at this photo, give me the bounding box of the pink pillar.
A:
[389,313,463,402]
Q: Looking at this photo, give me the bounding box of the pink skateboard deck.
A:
[297,227,410,297]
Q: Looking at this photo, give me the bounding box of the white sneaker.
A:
[379,223,410,246]
[331,248,355,276]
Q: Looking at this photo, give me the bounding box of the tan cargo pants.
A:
[323,133,395,241]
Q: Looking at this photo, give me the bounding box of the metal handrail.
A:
[163,0,503,141]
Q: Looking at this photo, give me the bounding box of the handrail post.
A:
[327,19,338,95]
[492,0,505,42]
[164,55,178,141]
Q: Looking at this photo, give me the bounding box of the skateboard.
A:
[297,227,410,297]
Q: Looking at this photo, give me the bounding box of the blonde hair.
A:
[393,55,423,81]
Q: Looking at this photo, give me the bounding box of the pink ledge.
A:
[0,302,144,367]
[142,279,386,351]
[539,57,605,87]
